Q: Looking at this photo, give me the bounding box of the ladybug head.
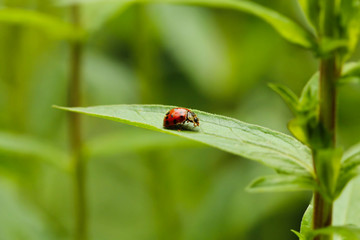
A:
[193,116,199,126]
[187,111,200,126]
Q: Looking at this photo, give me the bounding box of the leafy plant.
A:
[55,0,360,239]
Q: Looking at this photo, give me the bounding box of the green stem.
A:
[312,1,341,239]
[68,5,87,240]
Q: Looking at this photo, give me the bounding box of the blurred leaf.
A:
[160,0,315,48]
[343,142,360,164]
[247,174,315,192]
[0,8,85,40]
[54,104,313,175]
[309,225,360,240]
[268,83,299,115]
[0,131,69,171]
[301,177,360,239]
[58,0,315,48]
[270,73,319,146]
[316,38,349,58]
[288,118,311,145]
[339,61,360,85]
[314,148,343,201]
[339,0,360,60]
[334,176,360,227]
[297,0,320,31]
[291,230,306,240]
[300,202,313,236]
[336,142,360,197]
[81,1,134,32]
[299,72,319,112]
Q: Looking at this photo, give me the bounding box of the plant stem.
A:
[68,5,87,240]
[312,1,341,239]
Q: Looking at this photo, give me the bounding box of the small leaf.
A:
[297,0,320,31]
[287,118,309,145]
[247,174,315,192]
[339,61,360,85]
[314,148,343,201]
[291,229,306,240]
[300,202,313,236]
[54,104,314,175]
[299,72,319,112]
[339,0,360,60]
[316,38,349,58]
[336,142,360,197]
[334,176,360,227]
[0,8,86,41]
[343,142,360,164]
[309,225,360,240]
[268,83,299,115]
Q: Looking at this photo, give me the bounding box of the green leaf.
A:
[54,104,313,175]
[0,8,85,40]
[0,131,69,171]
[339,61,360,85]
[300,202,313,236]
[287,119,305,144]
[334,176,360,227]
[271,73,319,146]
[268,83,299,115]
[291,229,306,240]
[343,142,360,164]
[316,38,349,58]
[58,0,316,48]
[299,72,319,112]
[309,225,360,240]
[297,0,320,31]
[336,142,360,197]
[302,176,360,239]
[314,148,343,201]
[339,0,360,60]
[247,174,315,192]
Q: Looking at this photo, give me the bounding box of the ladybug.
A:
[163,108,200,129]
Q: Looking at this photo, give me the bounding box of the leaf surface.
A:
[55,104,313,175]
[247,174,315,192]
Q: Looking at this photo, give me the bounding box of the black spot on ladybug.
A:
[171,114,174,118]
[166,111,170,115]
[180,115,184,119]
[165,120,169,125]
[165,116,168,119]
[173,119,177,124]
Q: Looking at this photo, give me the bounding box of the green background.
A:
[0,0,359,239]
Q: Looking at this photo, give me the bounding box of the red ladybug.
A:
[163,108,200,129]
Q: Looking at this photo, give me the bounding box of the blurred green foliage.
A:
[0,0,359,239]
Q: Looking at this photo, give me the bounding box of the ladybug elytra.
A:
[163,108,199,129]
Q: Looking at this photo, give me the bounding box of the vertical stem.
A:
[312,0,340,239]
[134,5,162,103]
[68,5,87,240]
